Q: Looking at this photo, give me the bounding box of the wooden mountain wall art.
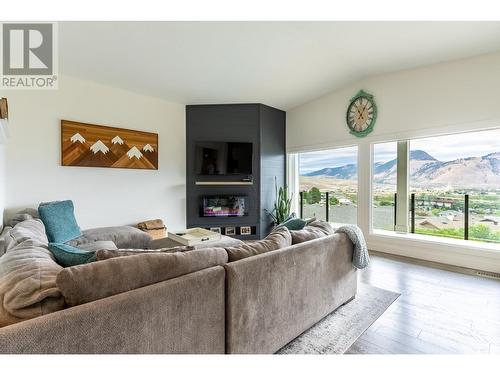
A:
[61,120,158,170]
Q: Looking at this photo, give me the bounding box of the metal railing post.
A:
[299,191,304,219]
[464,194,469,240]
[325,192,329,222]
[394,193,397,231]
[410,193,415,233]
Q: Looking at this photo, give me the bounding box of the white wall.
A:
[1,75,186,230]
[287,52,500,272]
[288,51,500,152]
[0,144,5,228]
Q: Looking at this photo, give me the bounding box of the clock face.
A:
[346,91,377,137]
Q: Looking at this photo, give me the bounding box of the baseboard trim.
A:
[368,249,487,278]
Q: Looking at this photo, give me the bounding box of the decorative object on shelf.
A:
[225,227,236,236]
[240,226,251,235]
[267,177,293,226]
[0,98,8,120]
[209,227,221,234]
[346,90,377,138]
[0,97,9,142]
[137,219,167,240]
[168,228,221,246]
[61,120,158,169]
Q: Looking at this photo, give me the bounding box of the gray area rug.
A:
[277,283,400,354]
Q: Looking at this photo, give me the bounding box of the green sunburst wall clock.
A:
[346,90,377,138]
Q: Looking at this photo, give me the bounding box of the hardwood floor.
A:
[345,253,500,354]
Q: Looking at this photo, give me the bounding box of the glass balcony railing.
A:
[408,193,499,244]
[299,189,499,244]
[299,190,357,225]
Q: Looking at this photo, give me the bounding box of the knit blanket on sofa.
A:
[335,225,370,269]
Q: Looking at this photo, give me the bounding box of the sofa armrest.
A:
[0,266,225,354]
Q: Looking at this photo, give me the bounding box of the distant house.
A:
[416,198,454,208]
[338,198,351,205]
[418,217,463,231]
[438,210,464,222]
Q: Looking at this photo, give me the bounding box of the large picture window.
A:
[409,129,500,244]
[372,142,397,231]
[298,146,358,225]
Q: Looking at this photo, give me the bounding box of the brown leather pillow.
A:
[96,246,194,260]
[290,220,335,244]
[57,248,228,307]
[225,227,291,262]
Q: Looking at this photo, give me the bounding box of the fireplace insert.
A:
[201,195,248,217]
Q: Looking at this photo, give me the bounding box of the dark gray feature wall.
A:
[186,104,286,239]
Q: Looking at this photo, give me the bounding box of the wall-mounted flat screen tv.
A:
[195,141,253,175]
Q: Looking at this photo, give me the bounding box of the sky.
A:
[299,128,500,174]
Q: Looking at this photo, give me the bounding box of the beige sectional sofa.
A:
[0,220,357,354]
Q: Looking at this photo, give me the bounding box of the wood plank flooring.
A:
[345,253,500,354]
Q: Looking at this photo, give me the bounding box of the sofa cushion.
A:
[225,227,292,262]
[66,226,151,249]
[96,246,194,261]
[38,200,82,243]
[0,237,65,327]
[56,247,228,306]
[290,220,335,244]
[48,243,97,267]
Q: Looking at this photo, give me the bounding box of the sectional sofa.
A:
[0,219,357,354]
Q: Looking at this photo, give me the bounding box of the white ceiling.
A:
[60,22,500,110]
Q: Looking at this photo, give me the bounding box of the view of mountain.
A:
[304,163,357,179]
[302,150,500,188]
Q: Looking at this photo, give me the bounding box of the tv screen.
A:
[195,142,253,175]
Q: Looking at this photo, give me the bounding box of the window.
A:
[298,146,358,225]
[409,129,500,244]
[372,142,397,231]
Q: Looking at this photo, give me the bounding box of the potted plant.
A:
[268,177,293,226]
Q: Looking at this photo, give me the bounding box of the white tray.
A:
[168,228,222,246]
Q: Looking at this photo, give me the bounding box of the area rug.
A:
[277,283,400,354]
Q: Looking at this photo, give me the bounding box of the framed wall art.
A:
[61,120,158,170]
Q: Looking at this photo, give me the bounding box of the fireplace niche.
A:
[186,104,285,239]
[201,195,248,217]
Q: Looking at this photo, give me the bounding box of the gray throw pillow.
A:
[225,227,292,262]
[290,220,334,245]
[66,226,152,249]
[7,208,40,228]
[309,220,335,235]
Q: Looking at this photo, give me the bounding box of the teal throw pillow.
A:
[38,200,82,243]
[281,217,307,230]
[48,243,96,267]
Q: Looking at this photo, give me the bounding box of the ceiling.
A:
[59,22,500,110]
